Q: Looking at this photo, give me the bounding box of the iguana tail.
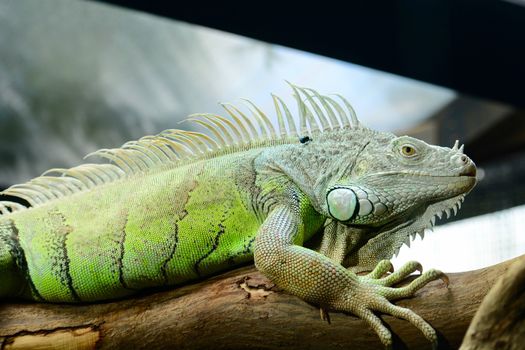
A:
[0,219,29,299]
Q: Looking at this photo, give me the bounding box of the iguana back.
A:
[0,147,300,302]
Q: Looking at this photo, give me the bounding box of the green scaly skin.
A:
[0,85,476,349]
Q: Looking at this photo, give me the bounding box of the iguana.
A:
[0,84,476,348]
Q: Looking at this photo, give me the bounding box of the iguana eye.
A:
[401,145,417,157]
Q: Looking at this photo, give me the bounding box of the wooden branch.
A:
[460,254,525,350]
[0,255,522,350]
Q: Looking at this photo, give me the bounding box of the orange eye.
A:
[401,145,417,157]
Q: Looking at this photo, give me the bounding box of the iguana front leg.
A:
[255,204,441,349]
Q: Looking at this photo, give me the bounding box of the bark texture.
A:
[460,254,525,350]
[0,255,523,350]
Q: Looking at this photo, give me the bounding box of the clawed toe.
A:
[379,268,448,300]
[376,302,437,345]
[353,306,393,349]
[360,260,427,287]
[319,306,331,324]
[366,260,394,279]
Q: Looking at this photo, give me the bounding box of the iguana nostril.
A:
[452,154,476,176]
[453,154,470,166]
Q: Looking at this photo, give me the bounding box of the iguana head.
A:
[325,132,477,228]
[256,84,477,233]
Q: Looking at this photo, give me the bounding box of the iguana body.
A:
[0,85,476,348]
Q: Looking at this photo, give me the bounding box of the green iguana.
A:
[0,84,476,348]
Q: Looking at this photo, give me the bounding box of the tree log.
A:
[0,255,523,350]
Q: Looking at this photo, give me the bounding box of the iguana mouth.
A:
[373,170,477,180]
[460,168,477,177]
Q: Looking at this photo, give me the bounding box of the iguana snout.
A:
[452,153,476,177]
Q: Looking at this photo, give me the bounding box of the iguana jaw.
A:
[375,171,475,257]
[393,193,467,256]
[340,193,470,271]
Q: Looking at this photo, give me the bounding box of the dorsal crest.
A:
[0,84,363,215]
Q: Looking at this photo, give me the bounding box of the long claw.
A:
[440,274,450,288]
[320,307,331,324]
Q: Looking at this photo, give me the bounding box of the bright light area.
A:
[392,204,525,272]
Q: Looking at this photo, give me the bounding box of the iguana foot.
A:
[333,262,446,349]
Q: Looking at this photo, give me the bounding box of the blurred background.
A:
[1,0,524,272]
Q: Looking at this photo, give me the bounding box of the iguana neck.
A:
[256,131,371,215]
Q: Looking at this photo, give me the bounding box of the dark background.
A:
[97,0,525,108]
